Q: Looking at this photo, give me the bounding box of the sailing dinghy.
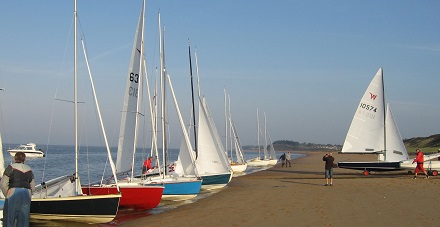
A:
[338,68,410,175]
[139,12,202,201]
[81,0,164,209]
[30,0,120,223]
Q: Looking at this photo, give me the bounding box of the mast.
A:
[188,41,198,158]
[257,108,261,160]
[73,0,79,195]
[264,112,267,159]
[224,89,228,160]
[159,11,167,176]
[381,67,386,160]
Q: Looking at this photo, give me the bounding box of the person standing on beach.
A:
[279,153,286,167]
[323,153,334,186]
[412,149,429,179]
[285,152,292,167]
[1,152,35,227]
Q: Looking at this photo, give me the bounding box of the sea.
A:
[2,144,303,226]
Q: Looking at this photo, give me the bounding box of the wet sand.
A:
[117,151,440,227]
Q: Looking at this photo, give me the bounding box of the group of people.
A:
[278,152,292,167]
[281,148,430,187]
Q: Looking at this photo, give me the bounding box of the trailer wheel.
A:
[432,170,438,176]
[363,170,370,176]
[407,171,413,174]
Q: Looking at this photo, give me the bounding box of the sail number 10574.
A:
[359,103,377,112]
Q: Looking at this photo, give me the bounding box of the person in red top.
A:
[142,156,154,174]
[412,149,429,179]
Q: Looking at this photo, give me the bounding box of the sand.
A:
[75,151,439,227]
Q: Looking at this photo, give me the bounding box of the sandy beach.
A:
[113,151,440,227]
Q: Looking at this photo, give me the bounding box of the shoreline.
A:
[112,151,440,226]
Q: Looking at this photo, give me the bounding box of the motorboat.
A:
[8,143,44,158]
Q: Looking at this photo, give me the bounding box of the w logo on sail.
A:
[369,92,377,100]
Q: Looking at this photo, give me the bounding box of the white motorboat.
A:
[8,143,44,158]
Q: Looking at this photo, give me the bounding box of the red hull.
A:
[82,185,163,210]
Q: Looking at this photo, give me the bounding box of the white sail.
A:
[383,103,409,162]
[230,118,246,164]
[167,75,198,177]
[116,5,144,175]
[196,96,231,174]
[341,68,385,154]
[267,132,277,160]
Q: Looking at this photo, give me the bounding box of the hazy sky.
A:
[0,0,439,149]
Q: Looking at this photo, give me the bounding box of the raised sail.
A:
[116,4,144,175]
[341,68,385,154]
[383,103,408,162]
[196,96,232,175]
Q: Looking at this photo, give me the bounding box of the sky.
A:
[0,0,439,149]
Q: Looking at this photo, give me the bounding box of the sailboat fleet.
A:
[3,0,439,225]
[0,1,271,224]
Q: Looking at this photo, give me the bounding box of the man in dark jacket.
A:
[279,153,286,167]
[1,152,35,227]
[323,153,335,186]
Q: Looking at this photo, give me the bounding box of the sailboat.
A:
[29,0,120,223]
[139,12,202,201]
[264,113,277,165]
[224,92,247,173]
[181,46,232,189]
[247,109,270,167]
[81,0,164,210]
[267,132,278,165]
[228,116,248,173]
[196,95,233,188]
[338,67,410,175]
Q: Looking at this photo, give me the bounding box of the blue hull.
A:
[201,173,232,185]
[150,179,202,195]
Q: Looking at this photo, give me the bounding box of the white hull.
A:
[9,150,44,158]
[268,159,278,165]
[400,160,440,171]
[230,163,247,173]
[246,158,270,167]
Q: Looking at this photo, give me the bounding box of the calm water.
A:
[3,144,302,185]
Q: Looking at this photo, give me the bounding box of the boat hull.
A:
[400,160,440,171]
[230,163,247,173]
[268,159,278,165]
[9,150,44,158]
[81,184,163,210]
[145,178,202,201]
[337,161,402,171]
[30,194,120,224]
[200,172,232,189]
[246,158,270,167]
